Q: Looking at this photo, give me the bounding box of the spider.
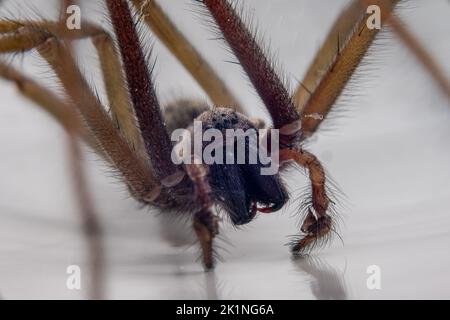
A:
[0,0,449,299]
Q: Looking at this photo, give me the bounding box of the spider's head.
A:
[197,108,288,225]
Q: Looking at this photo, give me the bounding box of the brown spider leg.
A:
[203,0,300,131]
[280,148,332,253]
[0,62,100,154]
[293,0,366,110]
[295,0,450,139]
[66,131,104,300]
[0,20,145,157]
[0,20,103,42]
[92,33,147,159]
[0,29,160,201]
[202,0,335,251]
[294,0,400,138]
[38,37,164,201]
[385,14,450,102]
[130,0,243,113]
[106,0,180,182]
[0,62,104,299]
[185,162,218,270]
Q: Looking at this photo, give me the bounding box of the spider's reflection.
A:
[203,271,220,300]
[171,256,348,300]
[292,255,349,300]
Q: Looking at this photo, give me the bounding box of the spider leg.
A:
[185,162,218,270]
[106,0,184,184]
[0,62,99,153]
[295,0,400,138]
[293,0,368,111]
[295,0,450,138]
[0,27,161,201]
[280,148,332,253]
[92,33,147,159]
[385,13,450,102]
[107,1,224,268]
[0,62,104,299]
[0,20,145,157]
[66,130,105,300]
[130,0,243,113]
[202,0,300,133]
[42,37,163,199]
[202,0,337,253]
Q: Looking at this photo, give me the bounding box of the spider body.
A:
[0,0,397,271]
[1,0,448,299]
[185,107,288,226]
[160,102,289,227]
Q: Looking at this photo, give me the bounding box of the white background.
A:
[0,0,449,299]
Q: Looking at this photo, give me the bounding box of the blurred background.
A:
[0,0,449,299]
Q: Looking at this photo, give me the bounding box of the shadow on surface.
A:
[292,255,348,300]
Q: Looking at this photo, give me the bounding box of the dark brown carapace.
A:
[171,105,289,225]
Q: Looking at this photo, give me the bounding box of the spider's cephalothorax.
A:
[164,102,289,225]
[189,107,288,226]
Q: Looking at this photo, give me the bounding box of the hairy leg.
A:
[295,0,450,138]
[39,37,161,199]
[185,162,218,270]
[202,0,300,132]
[131,0,243,113]
[0,26,160,201]
[202,0,334,251]
[0,14,216,266]
[0,62,104,299]
[66,132,104,299]
[385,13,450,102]
[0,62,98,151]
[293,0,368,111]
[280,149,332,253]
[92,33,146,157]
[0,20,145,157]
[296,0,400,137]
[106,0,180,183]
